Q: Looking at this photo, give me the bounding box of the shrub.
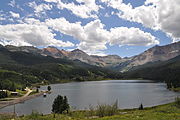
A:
[86,104,95,117]
[28,111,41,120]
[96,100,118,117]
[175,97,180,108]
[0,91,8,99]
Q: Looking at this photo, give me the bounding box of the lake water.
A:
[0,80,179,116]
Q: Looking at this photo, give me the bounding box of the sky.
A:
[0,0,180,57]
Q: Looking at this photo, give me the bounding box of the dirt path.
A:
[23,88,32,97]
[0,89,45,109]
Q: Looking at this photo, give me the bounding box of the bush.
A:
[0,91,8,99]
[28,111,41,120]
[96,101,118,117]
[87,104,95,117]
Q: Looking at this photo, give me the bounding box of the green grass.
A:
[1,102,179,120]
[170,87,180,92]
[16,89,27,95]
[0,89,27,101]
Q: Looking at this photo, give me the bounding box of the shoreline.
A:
[0,102,178,119]
[0,91,45,109]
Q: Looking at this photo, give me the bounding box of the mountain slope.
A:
[5,45,124,67]
[115,41,180,71]
[42,46,70,58]
[0,46,122,89]
[124,55,180,88]
[5,45,42,55]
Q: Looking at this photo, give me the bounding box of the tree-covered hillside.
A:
[0,46,122,90]
[124,55,180,88]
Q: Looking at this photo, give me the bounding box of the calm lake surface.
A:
[0,80,179,116]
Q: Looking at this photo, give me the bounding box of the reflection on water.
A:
[0,80,179,116]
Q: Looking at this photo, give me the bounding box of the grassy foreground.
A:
[0,102,180,120]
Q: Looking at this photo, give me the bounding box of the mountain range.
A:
[0,44,123,89]
[3,41,180,72]
[0,41,180,89]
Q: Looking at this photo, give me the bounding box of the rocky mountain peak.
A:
[127,41,180,69]
[71,49,87,54]
[5,45,41,54]
[43,46,59,53]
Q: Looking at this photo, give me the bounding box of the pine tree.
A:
[139,103,143,110]
[11,82,16,92]
[0,82,3,90]
[52,95,69,114]
[63,96,70,113]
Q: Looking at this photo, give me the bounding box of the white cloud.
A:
[46,18,110,54]
[46,18,158,54]
[44,0,58,3]
[0,23,74,47]
[57,0,99,18]
[109,27,159,46]
[28,2,52,17]
[43,0,99,18]
[8,0,16,7]
[0,17,5,21]
[35,3,52,13]
[0,11,6,21]
[101,0,180,42]
[8,0,23,11]
[46,18,85,40]
[9,11,20,18]
[23,18,41,24]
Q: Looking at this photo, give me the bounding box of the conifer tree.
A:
[52,95,69,114]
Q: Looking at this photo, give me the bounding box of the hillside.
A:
[5,45,124,67]
[124,55,180,88]
[0,46,122,90]
[114,41,180,71]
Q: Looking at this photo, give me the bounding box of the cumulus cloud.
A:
[44,0,99,18]
[46,18,158,54]
[9,11,20,18]
[46,18,84,40]
[1,0,162,55]
[0,23,74,47]
[109,27,159,46]
[101,0,180,42]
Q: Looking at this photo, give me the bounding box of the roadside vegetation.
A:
[0,101,179,120]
